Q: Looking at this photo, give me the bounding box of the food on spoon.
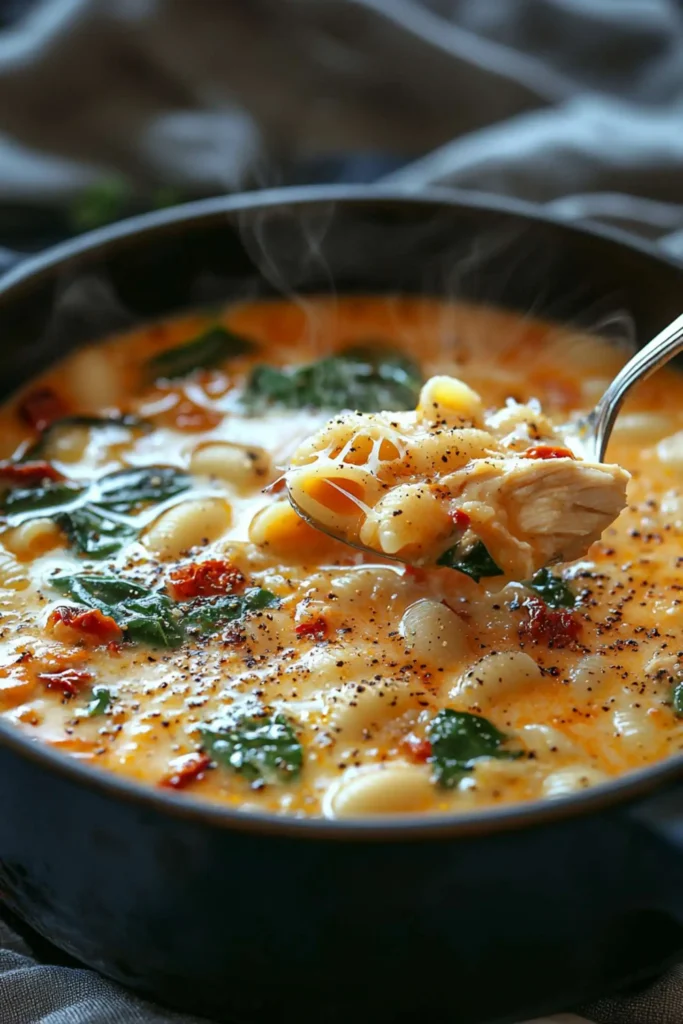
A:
[286,375,630,578]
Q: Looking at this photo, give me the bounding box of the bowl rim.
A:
[1,181,682,842]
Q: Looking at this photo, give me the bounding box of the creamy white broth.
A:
[0,296,682,817]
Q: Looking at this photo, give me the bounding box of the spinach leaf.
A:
[25,415,149,461]
[91,466,191,513]
[428,709,519,788]
[52,574,184,648]
[242,347,423,413]
[121,594,186,647]
[200,710,302,784]
[50,575,274,648]
[183,587,279,636]
[437,540,503,582]
[2,481,85,519]
[86,686,112,716]
[673,682,683,718]
[56,506,137,558]
[525,567,576,609]
[148,326,255,380]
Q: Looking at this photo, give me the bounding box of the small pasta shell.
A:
[248,500,336,560]
[326,679,417,741]
[400,599,468,669]
[542,765,608,797]
[0,549,29,591]
[3,518,65,562]
[611,412,676,443]
[324,764,434,817]
[657,430,683,469]
[67,345,124,410]
[143,498,232,560]
[450,651,543,707]
[417,375,483,426]
[190,442,271,492]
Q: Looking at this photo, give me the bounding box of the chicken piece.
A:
[436,455,628,577]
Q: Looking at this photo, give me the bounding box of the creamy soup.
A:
[0,296,682,818]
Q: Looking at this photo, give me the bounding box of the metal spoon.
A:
[575,310,683,462]
[287,310,683,562]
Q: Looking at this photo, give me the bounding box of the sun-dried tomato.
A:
[518,597,581,648]
[160,752,212,790]
[295,616,329,641]
[167,559,246,601]
[401,734,433,763]
[0,460,64,484]
[403,565,427,583]
[449,508,471,529]
[17,388,68,432]
[48,606,123,644]
[37,667,94,696]
[522,445,575,461]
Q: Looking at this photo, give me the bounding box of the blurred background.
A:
[0,0,682,258]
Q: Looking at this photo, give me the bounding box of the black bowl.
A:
[1,186,682,1024]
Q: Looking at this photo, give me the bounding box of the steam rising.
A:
[1,191,662,402]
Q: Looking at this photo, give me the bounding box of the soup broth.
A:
[0,296,682,818]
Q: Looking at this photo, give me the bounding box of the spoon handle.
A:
[584,311,683,462]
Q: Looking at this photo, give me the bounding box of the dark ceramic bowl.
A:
[0,186,682,1024]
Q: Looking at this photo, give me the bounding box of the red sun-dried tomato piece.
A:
[48,606,123,644]
[403,565,427,583]
[17,388,68,432]
[449,507,471,529]
[37,667,94,696]
[518,597,581,648]
[401,734,433,763]
[167,559,246,601]
[295,616,329,641]
[0,460,65,484]
[160,752,212,790]
[522,445,575,461]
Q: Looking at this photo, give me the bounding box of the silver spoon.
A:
[576,310,683,462]
[287,310,683,562]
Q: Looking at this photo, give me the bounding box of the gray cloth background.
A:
[1,1,683,1022]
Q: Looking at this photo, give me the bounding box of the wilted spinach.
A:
[242,346,422,413]
[200,710,302,784]
[437,540,503,582]
[428,709,520,788]
[147,326,256,380]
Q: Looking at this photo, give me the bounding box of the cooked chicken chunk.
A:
[287,375,630,578]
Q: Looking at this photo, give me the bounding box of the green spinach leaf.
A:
[91,466,191,513]
[56,506,137,558]
[52,574,184,648]
[148,326,255,380]
[673,682,683,718]
[2,481,86,519]
[437,540,503,582]
[183,587,279,636]
[428,708,519,788]
[525,567,576,609]
[200,710,302,783]
[86,686,112,716]
[242,347,422,413]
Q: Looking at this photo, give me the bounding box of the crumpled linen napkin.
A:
[0,2,682,1022]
